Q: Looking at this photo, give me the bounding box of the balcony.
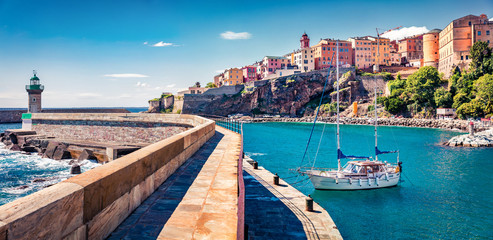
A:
[26,85,44,91]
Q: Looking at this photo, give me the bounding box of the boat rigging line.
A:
[297,52,336,171]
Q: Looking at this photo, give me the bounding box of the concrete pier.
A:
[243,157,342,240]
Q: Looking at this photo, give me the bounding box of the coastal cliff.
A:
[183,68,386,117]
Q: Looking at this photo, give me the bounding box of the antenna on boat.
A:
[374,30,380,161]
[336,40,341,172]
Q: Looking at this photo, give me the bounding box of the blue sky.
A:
[0,0,492,108]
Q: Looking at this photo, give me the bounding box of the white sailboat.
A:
[299,40,401,190]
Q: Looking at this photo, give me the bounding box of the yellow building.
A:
[223,68,243,86]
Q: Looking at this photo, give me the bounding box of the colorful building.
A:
[348,36,391,69]
[439,14,492,78]
[261,56,291,78]
[223,68,243,86]
[213,73,224,87]
[398,35,423,67]
[242,66,257,82]
[423,29,441,68]
[312,39,353,70]
[389,40,401,65]
[348,37,373,69]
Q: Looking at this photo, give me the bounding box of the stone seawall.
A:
[250,116,485,132]
[0,110,25,123]
[0,109,130,123]
[0,114,216,239]
[31,119,191,145]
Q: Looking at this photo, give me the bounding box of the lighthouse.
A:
[26,70,44,113]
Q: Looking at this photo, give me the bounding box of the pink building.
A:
[242,66,257,82]
[261,56,290,78]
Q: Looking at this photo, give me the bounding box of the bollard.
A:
[253,161,258,169]
[70,164,81,174]
[469,121,475,136]
[273,173,279,185]
[306,194,314,212]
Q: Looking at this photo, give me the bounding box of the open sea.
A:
[0,108,146,205]
[243,122,493,239]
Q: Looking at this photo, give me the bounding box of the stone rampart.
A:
[0,110,25,124]
[202,85,244,95]
[0,114,216,239]
[28,113,194,145]
[0,109,130,123]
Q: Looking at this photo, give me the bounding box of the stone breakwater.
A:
[444,128,493,147]
[247,116,486,132]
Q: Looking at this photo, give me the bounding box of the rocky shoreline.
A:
[444,128,493,147]
[244,116,488,132]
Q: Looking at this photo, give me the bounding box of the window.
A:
[466,55,469,60]
[33,98,36,102]
[468,21,471,26]
[478,31,482,36]
[487,30,490,35]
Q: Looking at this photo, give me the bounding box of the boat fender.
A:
[376,177,379,186]
[386,173,389,181]
[349,178,352,185]
[395,166,399,173]
[368,178,371,186]
[358,178,362,186]
[335,175,339,184]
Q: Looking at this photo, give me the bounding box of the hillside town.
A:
[211,14,492,86]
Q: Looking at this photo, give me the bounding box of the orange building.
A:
[348,36,391,70]
[439,14,492,78]
[223,68,243,86]
[398,35,423,67]
[423,29,441,68]
[348,37,373,69]
[312,39,353,69]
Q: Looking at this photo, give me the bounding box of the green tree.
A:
[194,82,201,87]
[205,82,217,88]
[470,41,493,77]
[384,97,406,114]
[434,87,453,108]
[452,90,470,109]
[405,66,441,107]
[456,99,484,119]
[474,74,493,115]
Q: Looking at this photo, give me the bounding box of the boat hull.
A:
[308,173,400,190]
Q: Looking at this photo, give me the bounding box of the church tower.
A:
[26,70,44,113]
[300,32,310,49]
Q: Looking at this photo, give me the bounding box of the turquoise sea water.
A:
[243,122,493,239]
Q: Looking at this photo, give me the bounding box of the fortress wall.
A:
[0,108,131,123]
[29,113,195,145]
[0,114,215,239]
[0,110,25,123]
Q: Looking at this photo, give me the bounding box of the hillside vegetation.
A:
[379,41,493,119]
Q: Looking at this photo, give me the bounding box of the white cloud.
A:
[220,31,252,40]
[104,73,149,78]
[143,41,148,45]
[381,26,429,41]
[166,84,176,88]
[153,41,174,47]
[136,82,150,87]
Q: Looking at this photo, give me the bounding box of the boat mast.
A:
[374,32,380,161]
[336,40,341,172]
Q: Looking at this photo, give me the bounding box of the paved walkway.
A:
[244,171,307,239]
[107,132,224,239]
[244,157,342,240]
